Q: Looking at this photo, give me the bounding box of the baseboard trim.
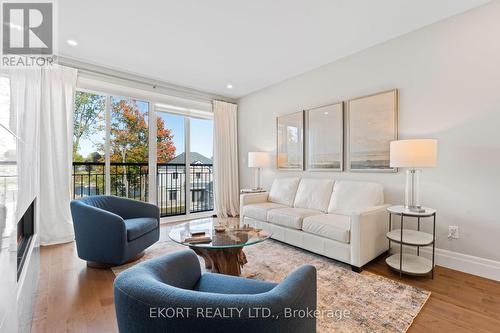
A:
[434,248,499,282]
[414,247,500,282]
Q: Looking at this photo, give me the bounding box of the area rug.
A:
[112,240,430,333]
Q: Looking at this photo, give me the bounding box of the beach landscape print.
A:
[306,102,343,171]
[277,111,304,170]
[347,89,398,171]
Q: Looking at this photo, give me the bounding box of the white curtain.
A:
[213,100,239,217]
[38,65,78,245]
[9,68,41,222]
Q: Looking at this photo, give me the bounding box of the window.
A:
[156,111,214,215]
[110,96,149,201]
[72,88,214,218]
[156,112,185,216]
[192,189,203,203]
[0,75,17,240]
[190,117,213,212]
[72,91,106,198]
[169,190,177,201]
[0,75,14,163]
[72,93,150,202]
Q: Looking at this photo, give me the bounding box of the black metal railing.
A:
[73,162,105,197]
[157,164,185,217]
[190,164,214,213]
[111,163,149,202]
[72,162,214,217]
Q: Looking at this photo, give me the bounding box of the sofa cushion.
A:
[302,214,351,243]
[242,202,287,221]
[268,177,300,206]
[328,181,384,215]
[293,178,334,212]
[267,208,323,230]
[124,217,158,241]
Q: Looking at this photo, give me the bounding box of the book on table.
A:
[184,235,211,244]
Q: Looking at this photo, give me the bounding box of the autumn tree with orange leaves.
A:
[109,98,176,163]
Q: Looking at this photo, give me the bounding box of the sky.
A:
[155,113,214,158]
[190,117,213,158]
[78,99,213,160]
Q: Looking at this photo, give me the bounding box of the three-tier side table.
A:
[386,205,436,278]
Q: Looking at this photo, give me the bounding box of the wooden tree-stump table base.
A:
[191,247,248,276]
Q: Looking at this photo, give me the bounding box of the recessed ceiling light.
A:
[66,39,78,46]
[226,84,233,89]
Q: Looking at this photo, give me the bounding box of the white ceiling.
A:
[58,0,489,98]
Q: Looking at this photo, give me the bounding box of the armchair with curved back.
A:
[70,195,160,267]
[114,250,317,333]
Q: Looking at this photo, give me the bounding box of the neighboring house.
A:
[167,152,213,165]
[158,152,213,213]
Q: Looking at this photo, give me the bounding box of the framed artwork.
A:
[347,89,398,172]
[306,102,343,171]
[277,111,304,170]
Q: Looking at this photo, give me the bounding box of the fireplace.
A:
[17,199,35,280]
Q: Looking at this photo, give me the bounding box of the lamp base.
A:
[405,205,426,213]
[253,168,262,191]
[405,169,422,210]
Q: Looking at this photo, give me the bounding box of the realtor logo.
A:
[2,2,53,55]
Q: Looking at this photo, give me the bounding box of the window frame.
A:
[74,83,215,221]
[155,106,213,220]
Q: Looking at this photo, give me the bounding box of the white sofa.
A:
[240,177,390,271]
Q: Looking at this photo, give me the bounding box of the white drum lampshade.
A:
[390,139,438,211]
[390,139,437,168]
[248,152,270,168]
[248,152,269,190]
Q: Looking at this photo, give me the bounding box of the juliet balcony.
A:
[72,162,214,217]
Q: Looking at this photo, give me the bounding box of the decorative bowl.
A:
[214,225,226,233]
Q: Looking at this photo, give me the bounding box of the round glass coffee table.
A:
[169,219,272,276]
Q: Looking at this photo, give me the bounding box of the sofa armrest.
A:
[239,192,269,222]
[240,192,269,206]
[350,204,390,267]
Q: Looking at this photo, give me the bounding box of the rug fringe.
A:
[403,291,431,332]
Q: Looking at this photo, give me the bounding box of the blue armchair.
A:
[114,250,317,333]
[70,195,160,266]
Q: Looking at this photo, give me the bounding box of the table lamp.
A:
[248,152,269,190]
[390,139,437,212]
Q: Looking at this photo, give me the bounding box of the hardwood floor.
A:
[363,258,500,332]
[32,222,500,333]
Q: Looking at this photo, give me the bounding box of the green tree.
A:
[73,152,85,162]
[73,92,105,160]
[87,151,103,162]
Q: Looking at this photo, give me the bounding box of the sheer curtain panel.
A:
[213,100,239,217]
[38,66,78,245]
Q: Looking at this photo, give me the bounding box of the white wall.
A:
[238,2,500,269]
